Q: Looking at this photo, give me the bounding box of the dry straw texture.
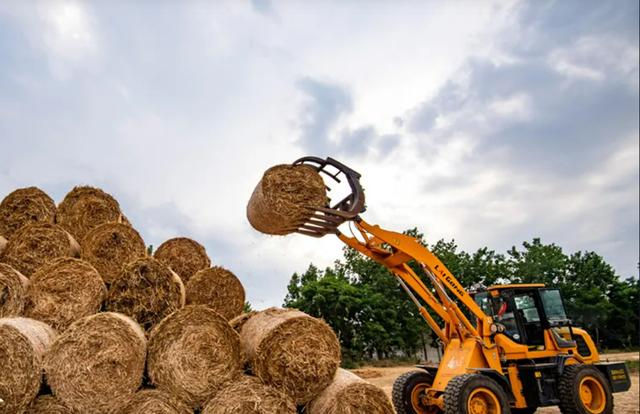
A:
[114,389,192,414]
[24,258,106,331]
[81,222,146,284]
[202,376,296,414]
[185,266,244,320]
[25,395,71,414]
[229,311,257,333]
[246,164,327,235]
[154,237,211,283]
[306,368,394,414]
[0,223,80,277]
[0,236,6,256]
[105,257,185,332]
[147,305,243,408]
[239,308,341,404]
[0,187,56,239]
[44,312,146,414]
[0,317,57,414]
[56,186,125,242]
[0,263,28,317]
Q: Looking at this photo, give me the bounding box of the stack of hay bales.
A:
[0,180,393,414]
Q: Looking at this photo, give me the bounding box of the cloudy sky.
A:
[0,0,637,308]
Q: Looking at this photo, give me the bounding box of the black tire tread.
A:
[558,364,613,414]
[392,370,433,414]
[444,373,511,414]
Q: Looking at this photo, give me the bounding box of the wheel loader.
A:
[285,156,631,414]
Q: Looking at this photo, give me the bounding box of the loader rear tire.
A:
[392,370,435,414]
[558,365,613,414]
[444,374,511,414]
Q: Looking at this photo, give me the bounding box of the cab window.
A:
[514,294,541,323]
[540,289,568,322]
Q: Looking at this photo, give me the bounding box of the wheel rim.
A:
[410,383,431,413]
[579,376,606,414]
[467,387,501,414]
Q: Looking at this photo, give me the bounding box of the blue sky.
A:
[0,0,638,307]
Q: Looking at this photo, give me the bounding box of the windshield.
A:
[540,289,568,321]
[474,292,493,316]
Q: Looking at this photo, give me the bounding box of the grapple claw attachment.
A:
[292,156,366,237]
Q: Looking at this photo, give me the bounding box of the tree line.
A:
[283,229,639,365]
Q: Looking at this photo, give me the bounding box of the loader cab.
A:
[474,284,572,346]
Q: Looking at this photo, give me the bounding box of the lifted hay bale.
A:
[154,237,210,283]
[56,186,125,241]
[105,257,185,332]
[148,305,243,408]
[229,311,257,333]
[247,164,327,235]
[239,308,340,404]
[25,395,71,414]
[114,389,192,414]
[0,223,80,277]
[81,222,146,284]
[306,368,394,414]
[0,263,28,317]
[185,266,245,320]
[0,317,57,414]
[0,187,56,239]
[23,258,106,331]
[202,376,296,414]
[43,312,146,414]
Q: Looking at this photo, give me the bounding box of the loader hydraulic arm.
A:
[291,156,493,346]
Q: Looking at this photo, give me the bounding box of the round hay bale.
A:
[105,257,185,332]
[25,395,72,414]
[239,308,341,404]
[148,305,243,408]
[246,164,327,235]
[0,263,29,317]
[202,376,296,414]
[56,186,126,242]
[154,238,210,283]
[114,389,192,414]
[43,312,146,414]
[229,311,257,333]
[306,368,394,414]
[0,235,7,256]
[0,317,57,414]
[23,258,106,331]
[185,267,244,320]
[0,187,56,239]
[81,222,146,284]
[0,223,80,277]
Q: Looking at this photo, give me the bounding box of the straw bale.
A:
[0,317,57,414]
[81,223,146,284]
[0,224,80,277]
[239,308,340,404]
[43,312,146,414]
[185,266,244,320]
[0,187,56,239]
[247,164,327,235]
[202,376,296,414]
[0,236,6,256]
[105,257,185,332]
[24,258,106,331]
[114,389,192,414]
[25,395,71,414]
[306,368,394,414]
[229,311,257,333]
[154,238,210,283]
[0,263,28,317]
[147,305,243,408]
[56,186,125,241]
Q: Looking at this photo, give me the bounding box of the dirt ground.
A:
[351,352,640,414]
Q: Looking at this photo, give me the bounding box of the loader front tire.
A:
[392,370,435,414]
[444,374,511,414]
[558,365,613,414]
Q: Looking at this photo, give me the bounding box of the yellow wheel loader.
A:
[287,156,631,414]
